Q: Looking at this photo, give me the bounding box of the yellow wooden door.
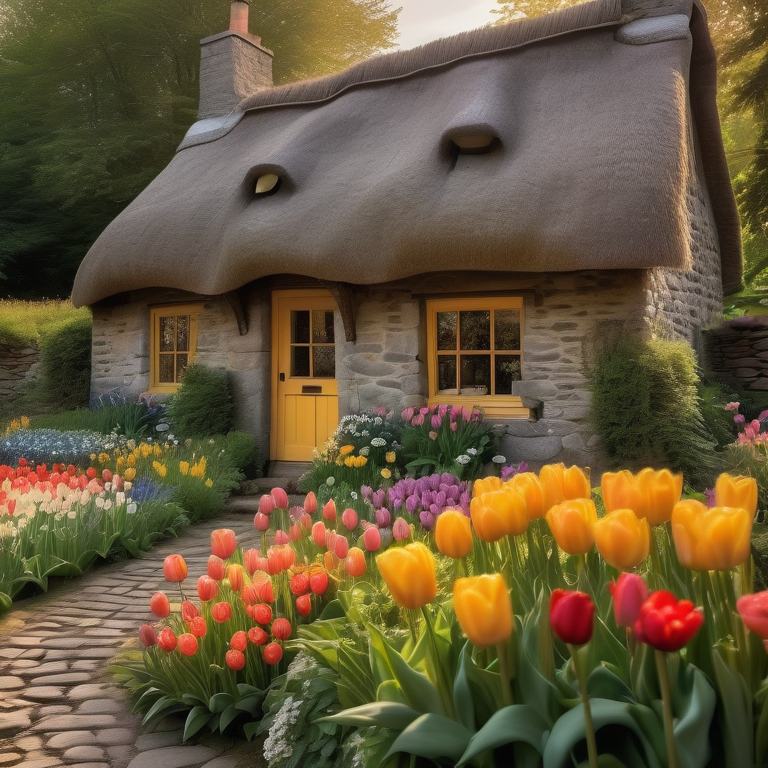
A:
[271,290,338,461]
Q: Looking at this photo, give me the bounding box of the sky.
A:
[394,0,501,49]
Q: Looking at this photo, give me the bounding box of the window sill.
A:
[428,394,529,419]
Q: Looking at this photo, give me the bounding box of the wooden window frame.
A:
[426,296,527,419]
[148,304,202,393]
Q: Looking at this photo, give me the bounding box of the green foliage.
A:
[27,409,98,432]
[590,339,719,484]
[698,378,739,449]
[0,300,89,347]
[223,431,261,479]
[167,364,234,439]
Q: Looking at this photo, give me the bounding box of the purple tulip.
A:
[375,507,391,528]
[419,510,435,530]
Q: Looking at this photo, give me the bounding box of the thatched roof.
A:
[71,0,741,307]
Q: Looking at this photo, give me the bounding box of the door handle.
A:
[279,372,285,382]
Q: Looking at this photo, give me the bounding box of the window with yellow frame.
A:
[426,297,527,418]
[149,305,201,392]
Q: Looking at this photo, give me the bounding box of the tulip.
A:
[271,487,289,509]
[138,624,156,648]
[157,627,178,652]
[546,499,597,556]
[737,591,768,639]
[181,600,199,623]
[248,627,269,646]
[334,535,349,559]
[549,589,594,646]
[634,591,702,652]
[211,528,237,559]
[230,630,247,651]
[472,476,502,497]
[715,473,758,519]
[363,527,381,552]
[323,499,337,521]
[227,565,245,592]
[470,488,528,542]
[272,618,292,640]
[178,633,198,656]
[296,594,312,616]
[207,555,225,581]
[253,604,273,625]
[539,463,591,512]
[608,573,648,629]
[671,499,752,570]
[453,574,513,648]
[341,508,358,530]
[150,591,170,618]
[376,542,437,610]
[274,529,289,545]
[163,554,188,583]
[241,584,260,605]
[506,472,546,520]
[345,547,366,577]
[324,551,340,571]
[304,491,318,514]
[212,602,232,623]
[393,517,411,542]
[255,575,275,603]
[299,513,313,531]
[290,573,310,595]
[601,470,646,516]
[309,570,329,596]
[263,642,283,665]
[258,494,274,516]
[312,521,327,548]
[226,649,246,670]
[593,509,651,570]
[434,509,473,558]
[288,524,302,542]
[189,616,207,637]
[243,549,260,576]
[254,513,271,532]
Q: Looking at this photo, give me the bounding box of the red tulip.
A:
[363,527,381,552]
[66,464,76,476]
[272,618,292,640]
[258,494,274,516]
[243,548,260,575]
[207,555,225,581]
[157,627,177,652]
[230,630,247,651]
[138,624,156,647]
[211,528,237,559]
[86,467,97,480]
[178,633,198,656]
[163,554,188,583]
[341,508,358,530]
[274,529,289,545]
[254,512,271,532]
[737,591,768,640]
[608,573,648,629]
[189,617,207,637]
[334,535,350,559]
[212,602,232,623]
[310,571,329,596]
[226,649,246,670]
[248,626,269,645]
[393,517,411,542]
[344,547,366,578]
[150,591,170,618]
[227,565,245,592]
[296,594,312,616]
[271,487,289,509]
[290,573,310,596]
[253,604,273,625]
[312,521,327,548]
[550,589,595,646]
[304,492,318,514]
[101,469,112,483]
[181,600,199,623]
[263,642,283,665]
[634,591,703,652]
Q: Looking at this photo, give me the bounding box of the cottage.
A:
[71,0,740,471]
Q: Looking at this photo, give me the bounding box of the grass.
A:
[0,300,90,347]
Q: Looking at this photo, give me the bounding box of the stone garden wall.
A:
[0,344,42,414]
[704,316,768,392]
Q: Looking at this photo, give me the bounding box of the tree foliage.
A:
[0,0,398,298]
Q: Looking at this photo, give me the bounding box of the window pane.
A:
[176,354,189,381]
[313,346,335,377]
[460,311,490,350]
[494,310,520,351]
[437,312,457,350]
[160,316,175,352]
[159,354,175,383]
[437,355,457,393]
[176,315,189,352]
[495,355,521,395]
[312,311,335,344]
[292,311,310,344]
[460,355,491,395]
[292,346,310,377]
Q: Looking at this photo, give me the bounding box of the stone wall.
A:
[704,317,768,392]
[0,344,41,415]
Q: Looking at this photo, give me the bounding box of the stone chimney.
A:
[198,1,273,120]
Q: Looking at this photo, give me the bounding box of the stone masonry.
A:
[704,316,768,392]
[0,344,41,416]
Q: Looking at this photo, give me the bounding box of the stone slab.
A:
[126,745,219,768]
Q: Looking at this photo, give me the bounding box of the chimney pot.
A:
[230,1,249,35]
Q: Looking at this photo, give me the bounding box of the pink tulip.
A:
[363,527,381,552]
[341,508,358,530]
[608,573,649,629]
[254,512,271,532]
[258,494,274,515]
[304,492,318,514]
[393,517,411,542]
[271,487,289,509]
[274,530,289,545]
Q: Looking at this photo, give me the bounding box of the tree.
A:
[0,0,398,298]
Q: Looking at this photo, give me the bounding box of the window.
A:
[426,297,527,418]
[289,308,336,378]
[149,305,201,392]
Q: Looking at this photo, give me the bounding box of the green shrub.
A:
[166,364,234,438]
[36,314,92,410]
[590,339,719,485]
[698,378,738,449]
[721,443,768,522]
[28,409,98,431]
[223,430,260,478]
[91,393,162,438]
[0,300,88,347]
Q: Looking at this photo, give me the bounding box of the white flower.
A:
[455,455,471,465]
[326,477,335,486]
[115,492,126,506]
[374,417,383,425]
[492,455,506,464]
[351,491,358,500]
[127,503,137,515]
[370,437,386,448]
[360,446,370,456]
[361,430,370,437]
[466,448,478,456]
[263,695,302,763]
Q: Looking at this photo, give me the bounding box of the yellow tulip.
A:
[473,476,503,497]
[539,463,591,513]
[376,542,437,610]
[602,470,646,514]
[453,574,513,648]
[505,472,545,520]
[546,499,597,555]
[435,509,473,558]
[602,468,682,525]
[470,488,528,542]
[715,474,758,519]
[124,467,137,481]
[672,500,753,571]
[593,509,651,570]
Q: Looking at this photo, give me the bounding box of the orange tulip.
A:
[672,499,753,570]
[602,468,682,525]
[435,509,473,558]
[376,542,437,610]
[178,633,198,656]
[470,488,528,543]
[593,509,651,570]
[211,528,237,559]
[546,499,597,555]
[506,472,545,520]
[344,547,366,577]
[324,551,340,571]
[207,555,225,581]
[715,474,758,519]
[472,476,503,497]
[601,470,646,515]
[539,463,591,513]
[453,574,513,648]
[163,554,188,583]
[227,564,245,592]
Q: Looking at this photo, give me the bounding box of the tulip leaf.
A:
[141,695,187,729]
[319,701,420,731]
[377,680,410,706]
[234,692,266,715]
[456,704,549,767]
[668,661,716,768]
[208,692,234,714]
[183,706,212,742]
[452,643,477,732]
[711,648,753,768]
[219,703,242,733]
[384,713,473,762]
[588,667,635,703]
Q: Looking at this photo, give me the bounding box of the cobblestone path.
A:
[0,500,268,768]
